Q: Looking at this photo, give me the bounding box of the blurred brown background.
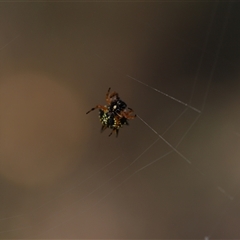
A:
[0,1,240,239]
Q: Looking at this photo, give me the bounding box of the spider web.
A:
[0,1,240,239]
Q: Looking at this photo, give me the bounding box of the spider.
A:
[86,87,136,137]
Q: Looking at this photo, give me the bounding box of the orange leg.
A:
[109,91,119,99]
[86,105,107,114]
[106,87,119,105]
[120,108,137,119]
[105,87,111,104]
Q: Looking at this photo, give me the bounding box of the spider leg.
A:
[126,114,137,120]
[108,129,114,137]
[106,87,112,105]
[115,128,119,137]
[106,87,119,105]
[106,87,111,98]
[126,107,137,115]
[120,108,137,119]
[101,124,108,133]
[86,105,107,114]
[108,128,119,137]
[109,91,119,99]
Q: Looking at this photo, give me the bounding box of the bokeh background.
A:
[0,1,240,239]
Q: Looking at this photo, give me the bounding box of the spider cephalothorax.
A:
[86,88,136,137]
[109,99,127,117]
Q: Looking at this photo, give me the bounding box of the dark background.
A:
[0,1,240,239]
